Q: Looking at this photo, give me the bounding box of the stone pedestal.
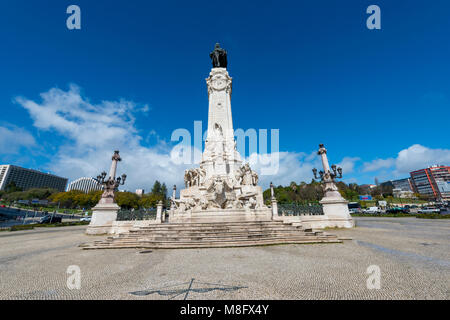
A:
[85,202,120,235]
[156,201,164,223]
[320,193,354,228]
[271,197,281,221]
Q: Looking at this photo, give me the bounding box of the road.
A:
[0,217,448,300]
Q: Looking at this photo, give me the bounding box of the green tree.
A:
[139,193,164,208]
[88,190,103,207]
[115,192,140,209]
[160,183,168,199]
[151,181,162,195]
[5,182,22,193]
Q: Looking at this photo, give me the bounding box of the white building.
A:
[0,165,67,192]
[67,177,102,193]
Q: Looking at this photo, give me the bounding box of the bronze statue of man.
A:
[210,43,228,68]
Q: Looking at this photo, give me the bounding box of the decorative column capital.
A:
[317,143,327,155]
[112,150,122,162]
[206,68,232,96]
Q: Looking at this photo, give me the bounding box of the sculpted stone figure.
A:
[210,43,228,68]
[252,170,259,185]
[184,169,192,188]
[236,163,258,186]
[206,178,235,209]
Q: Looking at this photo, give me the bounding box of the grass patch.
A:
[10,224,35,231]
[351,213,413,217]
[7,221,89,232]
[351,213,450,219]
[416,213,450,219]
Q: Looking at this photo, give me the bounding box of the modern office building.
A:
[410,165,450,201]
[392,188,415,199]
[0,165,68,192]
[67,177,102,193]
[380,178,414,192]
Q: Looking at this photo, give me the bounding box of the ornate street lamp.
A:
[97,151,127,204]
[312,144,343,183]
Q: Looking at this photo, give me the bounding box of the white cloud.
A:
[360,144,450,180]
[15,85,189,191]
[362,158,395,172]
[248,151,322,188]
[14,84,371,191]
[395,144,450,174]
[337,157,360,174]
[0,125,36,154]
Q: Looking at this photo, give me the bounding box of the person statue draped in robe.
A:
[210,43,228,68]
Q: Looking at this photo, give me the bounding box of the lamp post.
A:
[96,151,127,205]
[312,144,343,196]
[312,144,343,185]
[86,151,126,235]
[311,143,354,228]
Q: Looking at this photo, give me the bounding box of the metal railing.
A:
[116,208,157,221]
[277,203,324,216]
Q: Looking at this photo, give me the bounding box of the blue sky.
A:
[0,0,449,191]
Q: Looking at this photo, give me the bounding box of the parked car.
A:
[80,217,91,222]
[363,206,381,214]
[418,207,440,214]
[348,202,361,213]
[39,215,62,224]
[386,207,410,214]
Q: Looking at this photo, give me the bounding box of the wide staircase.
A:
[81,221,341,249]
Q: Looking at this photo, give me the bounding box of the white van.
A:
[363,206,381,214]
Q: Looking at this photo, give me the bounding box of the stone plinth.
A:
[320,197,354,228]
[85,202,120,235]
[169,207,272,223]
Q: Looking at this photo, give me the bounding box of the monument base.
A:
[169,207,272,223]
[320,197,354,228]
[86,202,120,235]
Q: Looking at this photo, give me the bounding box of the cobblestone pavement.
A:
[0,217,448,300]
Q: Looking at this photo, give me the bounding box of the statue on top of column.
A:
[210,43,228,68]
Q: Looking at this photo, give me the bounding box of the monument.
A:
[169,43,272,223]
[312,144,354,228]
[81,45,344,247]
[85,150,127,235]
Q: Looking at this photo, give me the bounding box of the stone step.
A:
[124,228,309,235]
[135,221,295,229]
[112,230,321,239]
[83,238,341,249]
[83,220,337,250]
[101,234,336,244]
[109,234,329,243]
[131,227,302,233]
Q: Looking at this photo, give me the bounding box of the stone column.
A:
[316,144,354,228]
[156,201,163,223]
[108,150,121,180]
[270,182,275,198]
[270,182,279,220]
[171,185,176,209]
[86,150,125,235]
